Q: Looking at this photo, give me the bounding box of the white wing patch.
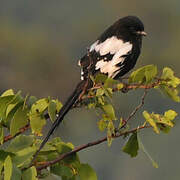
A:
[90,36,124,56]
[80,36,132,79]
[95,39,132,78]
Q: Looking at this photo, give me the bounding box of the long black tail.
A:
[31,80,87,164]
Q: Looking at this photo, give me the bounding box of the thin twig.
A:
[2,80,155,144]
[2,82,152,144]
[121,89,148,128]
[3,124,30,143]
[113,80,160,92]
[35,125,151,171]
[80,80,160,101]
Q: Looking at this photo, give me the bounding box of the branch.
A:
[36,125,151,171]
[79,79,160,101]
[2,82,149,143]
[3,124,30,143]
[2,81,150,144]
[121,89,148,128]
[34,88,150,171]
[118,80,160,90]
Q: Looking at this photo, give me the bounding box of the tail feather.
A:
[31,80,87,164]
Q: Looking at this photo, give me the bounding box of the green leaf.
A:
[96,88,104,96]
[164,110,177,121]
[1,89,14,97]
[156,115,173,127]
[0,150,15,162]
[29,98,49,135]
[29,114,46,136]
[129,65,157,84]
[97,120,107,131]
[28,96,37,108]
[0,127,4,144]
[156,110,177,133]
[95,73,108,83]
[97,97,105,105]
[12,147,36,167]
[157,124,171,134]
[107,129,113,147]
[79,164,97,180]
[22,166,38,180]
[122,132,139,157]
[161,67,174,79]
[90,75,95,83]
[55,142,79,165]
[45,151,59,161]
[107,121,115,146]
[118,117,123,129]
[11,164,22,180]
[51,164,73,178]
[10,107,28,136]
[34,139,56,153]
[23,94,29,109]
[159,85,180,102]
[7,91,23,108]
[4,156,13,180]
[0,162,3,175]
[143,110,177,134]
[7,135,34,153]
[104,88,113,98]
[104,78,118,88]
[48,101,57,122]
[138,135,158,168]
[102,104,116,120]
[30,98,49,114]
[55,142,73,154]
[0,91,23,123]
[88,103,96,109]
[0,95,14,118]
[6,102,23,125]
[144,65,158,83]
[49,137,62,145]
[54,99,63,112]
[6,104,18,117]
[6,92,24,116]
[117,83,124,90]
[161,67,180,88]
[143,111,159,134]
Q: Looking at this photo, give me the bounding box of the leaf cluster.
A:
[0,90,96,179]
[0,65,179,179]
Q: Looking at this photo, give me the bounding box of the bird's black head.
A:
[115,16,146,41]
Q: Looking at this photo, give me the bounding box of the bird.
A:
[31,15,146,163]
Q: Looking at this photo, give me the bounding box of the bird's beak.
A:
[136,31,147,36]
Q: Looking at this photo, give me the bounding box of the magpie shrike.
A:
[32,16,146,162]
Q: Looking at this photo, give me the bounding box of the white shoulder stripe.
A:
[90,36,125,56]
[95,42,132,78]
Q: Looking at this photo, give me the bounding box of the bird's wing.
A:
[79,36,133,79]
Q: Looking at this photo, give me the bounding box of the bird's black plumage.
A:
[79,16,146,80]
[31,16,146,163]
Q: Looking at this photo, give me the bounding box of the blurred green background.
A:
[0,1,180,179]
